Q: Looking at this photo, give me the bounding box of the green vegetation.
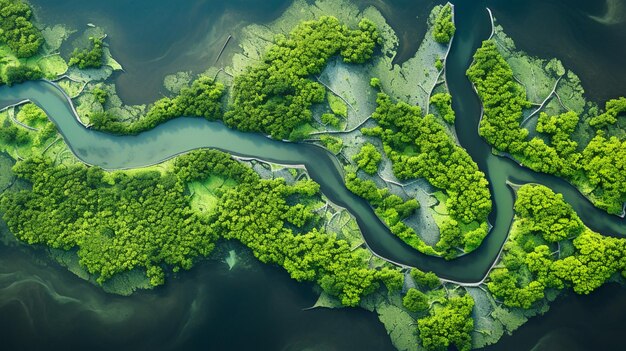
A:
[411,268,441,289]
[224,16,380,140]
[16,103,47,127]
[90,76,224,134]
[320,135,343,154]
[321,113,341,128]
[432,3,455,44]
[352,143,382,175]
[328,93,348,117]
[417,294,474,351]
[430,92,455,124]
[1,147,402,305]
[488,184,626,309]
[361,92,491,258]
[0,155,217,286]
[345,172,426,253]
[69,37,104,69]
[468,40,626,214]
[0,0,43,58]
[402,288,428,312]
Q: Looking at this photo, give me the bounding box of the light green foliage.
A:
[353,143,382,175]
[345,172,430,254]
[514,185,583,242]
[589,97,626,128]
[403,288,428,312]
[321,113,341,128]
[90,76,224,134]
[69,37,104,69]
[0,155,220,286]
[434,58,443,71]
[0,0,43,58]
[430,92,455,124]
[467,40,531,153]
[225,16,380,140]
[328,93,348,117]
[432,4,455,44]
[468,40,626,215]
[410,268,440,289]
[417,294,474,351]
[16,103,47,127]
[320,135,343,154]
[92,86,108,104]
[210,173,402,306]
[370,77,381,89]
[362,92,491,257]
[488,184,626,309]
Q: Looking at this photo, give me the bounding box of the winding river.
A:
[1,1,625,286]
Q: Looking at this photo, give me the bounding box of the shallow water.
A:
[1,0,626,350]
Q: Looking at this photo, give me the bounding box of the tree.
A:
[403,288,428,312]
[417,294,474,351]
[353,143,382,175]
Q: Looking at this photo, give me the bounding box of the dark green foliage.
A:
[0,118,30,145]
[488,184,626,309]
[0,0,43,58]
[432,4,455,44]
[224,17,380,140]
[69,37,104,69]
[403,288,428,312]
[3,64,43,86]
[353,143,382,175]
[430,92,455,124]
[91,76,224,134]
[417,294,474,351]
[362,92,491,256]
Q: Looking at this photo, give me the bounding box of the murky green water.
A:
[1,0,625,349]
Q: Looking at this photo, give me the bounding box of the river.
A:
[1,0,625,350]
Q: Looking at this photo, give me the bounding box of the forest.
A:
[90,77,225,134]
[468,40,626,215]
[0,0,42,58]
[69,37,105,69]
[360,92,491,258]
[1,149,403,306]
[487,184,626,309]
[224,16,381,140]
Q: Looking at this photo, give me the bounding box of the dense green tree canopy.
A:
[361,92,491,257]
[0,0,43,58]
[225,16,380,140]
[69,36,104,69]
[468,39,626,215]
[488,184,626,308]
[432,3,455,44]
[417,294,474,351]
[91,76,225,134]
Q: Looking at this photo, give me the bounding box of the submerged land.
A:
[1,0,626,350]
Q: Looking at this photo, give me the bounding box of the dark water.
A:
[1,0,625,350]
